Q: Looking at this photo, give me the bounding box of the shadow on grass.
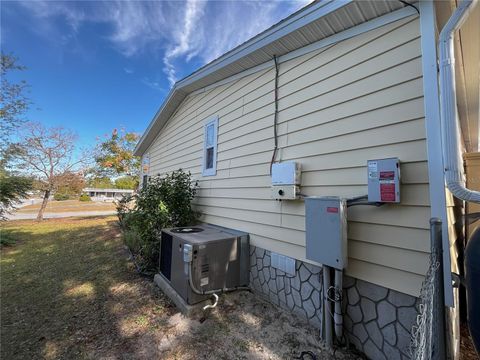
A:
[1,217,350,360]
[0,217,176,359]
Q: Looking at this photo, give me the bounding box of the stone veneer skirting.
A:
[249,246,419,360]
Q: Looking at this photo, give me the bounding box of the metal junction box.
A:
[367,158,401,203]
[271,162,301,200]
[305,197,347,270]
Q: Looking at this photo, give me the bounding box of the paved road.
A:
[7,210,117,220]
[14,198,44,208]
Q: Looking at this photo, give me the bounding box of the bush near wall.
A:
[117,169,199,273]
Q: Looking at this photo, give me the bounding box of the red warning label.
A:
[327,207,339,213]
[380,183,396,202]
[379,171,395,180]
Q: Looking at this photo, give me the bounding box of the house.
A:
[134,1,479,359]
[82,188,134,202]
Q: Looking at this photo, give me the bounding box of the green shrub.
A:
[123,229,142,254]
[53,193,69,201]
[79,194,91,202]
[118,169,199,271]
[0,232,16,247]
[116,194,134,227]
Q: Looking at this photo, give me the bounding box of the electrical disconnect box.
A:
[305,197,347,269]
[367,158,401,203]
[271,162,301,200]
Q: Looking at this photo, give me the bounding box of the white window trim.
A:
[202,116,218,176]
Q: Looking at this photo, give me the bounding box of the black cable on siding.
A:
[398,0,419,14]
[270,55,280,174]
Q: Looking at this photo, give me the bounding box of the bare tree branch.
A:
[14,122,89,220]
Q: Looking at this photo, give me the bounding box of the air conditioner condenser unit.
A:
[159,224,249,305]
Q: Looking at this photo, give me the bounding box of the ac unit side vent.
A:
[201,263,209,274]
[160,233,173,281]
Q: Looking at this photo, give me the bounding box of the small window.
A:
[202,116,218,176]
[142,154,150,188]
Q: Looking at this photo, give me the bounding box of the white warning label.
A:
[368,161,378,179]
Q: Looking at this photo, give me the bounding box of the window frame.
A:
[142,174,149,188]
[141,153,150,188]
[202,116,219,176]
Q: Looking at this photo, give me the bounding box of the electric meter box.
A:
[367,158,401,203]
[305,197,347,270]
[271,162,301,200]
[272,162,301,185]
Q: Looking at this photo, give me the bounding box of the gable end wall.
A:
[146,16,431,298]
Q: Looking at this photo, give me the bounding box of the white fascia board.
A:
[135,2,416,156]
[134,87,186,155]
[134,1,352,156]
[176,0,351,89]
[190,5,418,97]
[280,5,417,62]
[419,0,453,306]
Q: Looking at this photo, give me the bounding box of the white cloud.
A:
[19,1,86,31]
[17,0,312,88]
[163,0,207,87]
[141,77,164,92]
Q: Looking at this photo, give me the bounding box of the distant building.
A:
[82,188,134,202]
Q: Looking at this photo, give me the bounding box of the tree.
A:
[114,176,138,190]
[15,122,85,221]
[53,171,85,198]
[93,129,140,178]
[86,176,113,189]
[1,53,30,148]
[0,170,32,220]
[0,53,33,214]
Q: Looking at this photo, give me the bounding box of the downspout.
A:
[439,0,480,203]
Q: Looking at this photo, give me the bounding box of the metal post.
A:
[323,265,333,348]
[430,218,446,360]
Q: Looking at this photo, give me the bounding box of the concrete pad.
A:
[153,273,212,317]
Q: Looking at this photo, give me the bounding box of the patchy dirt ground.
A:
[154,290,362,360]
[1,217,359,359]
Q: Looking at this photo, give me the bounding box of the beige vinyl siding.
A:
[147,15,429,297]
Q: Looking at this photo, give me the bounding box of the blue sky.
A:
[2,0,309,149]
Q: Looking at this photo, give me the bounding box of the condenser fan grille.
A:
[171,227,204,233]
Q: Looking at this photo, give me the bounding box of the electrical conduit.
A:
[323,265,333,347]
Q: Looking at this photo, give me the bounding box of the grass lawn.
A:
[0,216,175,359]
[18,200,116,213]
[0,217,357,359]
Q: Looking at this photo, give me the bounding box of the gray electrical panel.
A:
[367,158,401,203]
[305,197,347,270]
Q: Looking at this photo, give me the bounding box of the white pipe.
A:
[334,269,343,340]
[439,0,480,203]
[323,265,333,347]
[202,293,219,311]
